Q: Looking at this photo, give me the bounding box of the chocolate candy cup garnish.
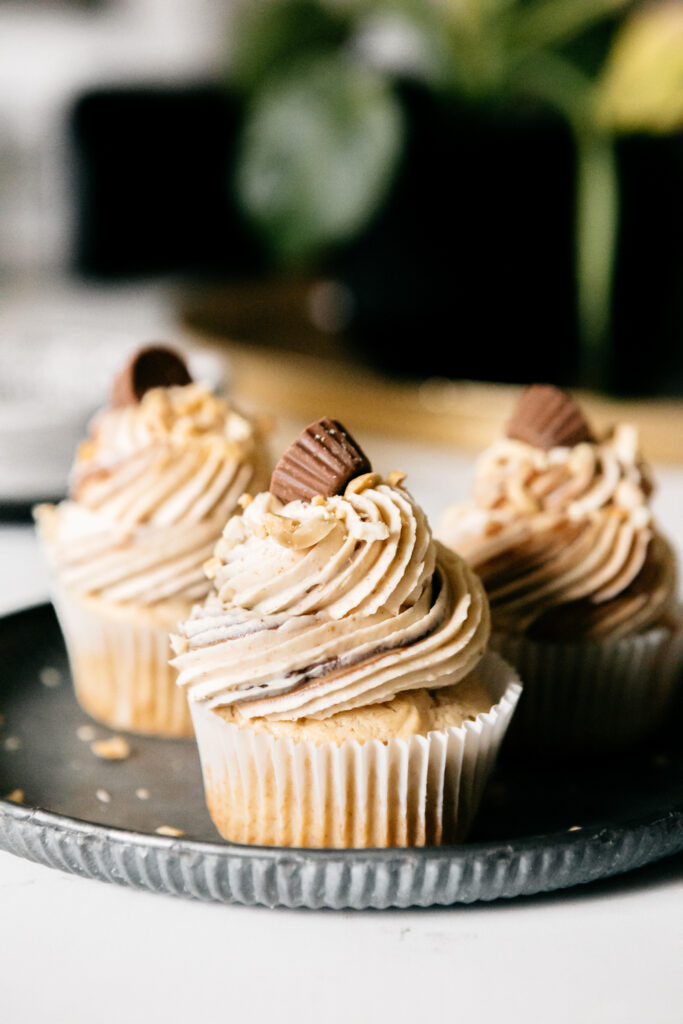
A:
[506,384,595,450]
[111,345,192,407]
[270,418,372,504]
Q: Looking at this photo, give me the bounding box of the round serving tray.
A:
[1,604,682,909]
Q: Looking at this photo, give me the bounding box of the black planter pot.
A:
[612,133,683,396]
[334,88,683,397]
[70,83,683,397]
[71,85,264,279]
[334,88,580,386]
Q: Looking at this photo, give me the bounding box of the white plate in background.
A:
[0,325,227,502]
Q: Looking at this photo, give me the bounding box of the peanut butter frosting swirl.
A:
[439,425,678,640]
[35,384,269,606]
[172,479,490,721]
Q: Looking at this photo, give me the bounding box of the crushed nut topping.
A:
[170,634,189,655]
[204,555,222,580]
[505,478,540,514]
[344,472,382,496]
[263,512,336,550]
[386,470,407,488]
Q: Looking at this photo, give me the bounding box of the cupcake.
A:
[439,384,682,753]
[172,418,521,847]
[35,345,269,737]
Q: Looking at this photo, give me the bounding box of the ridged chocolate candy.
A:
[506,384,594,450]
[111,345,192,407]
[270,418,371,504]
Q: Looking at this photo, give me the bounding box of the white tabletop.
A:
[1,433,682,1024]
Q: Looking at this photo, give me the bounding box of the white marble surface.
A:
[1,435,682,1024]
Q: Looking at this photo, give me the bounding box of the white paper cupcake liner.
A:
[190,651,522,849]
[492,627,683,754]
[52,583,193,737]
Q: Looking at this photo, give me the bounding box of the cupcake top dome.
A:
[35,345,269,606]
[439,385,677,640]
[172,418,490,721]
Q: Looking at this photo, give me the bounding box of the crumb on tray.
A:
[91,736,131,761]
[40,667,62,688]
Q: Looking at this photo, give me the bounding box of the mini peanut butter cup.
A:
[270,418,371,503]
[111,345,192,407]
[506,384,594,450]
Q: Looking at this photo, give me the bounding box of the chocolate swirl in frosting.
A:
[172,478,490,721]
[439,419,677,640]
[35,383,269,606]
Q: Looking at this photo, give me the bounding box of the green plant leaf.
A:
[512,49,594,127]
[236,58,404,265]
[596,2,683,133]
[229,0,352,91]
[508,0,631,53]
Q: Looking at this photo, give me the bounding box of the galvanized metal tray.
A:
[1,604,682,909]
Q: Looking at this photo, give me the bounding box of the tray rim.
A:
[1,602,682,908]
[2,792,683,865]
[2,796,682,909]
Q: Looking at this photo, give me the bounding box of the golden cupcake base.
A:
[52,587,193,738]
[493,627,683,754]
[191,653,522,849]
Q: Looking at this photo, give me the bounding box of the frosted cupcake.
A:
[439,385,682,753]
[35,346,269,737]
[172,418,521,848]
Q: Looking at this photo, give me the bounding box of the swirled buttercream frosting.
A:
[172,477,490,721]
[439,399,678,640]
[35,382,269,606]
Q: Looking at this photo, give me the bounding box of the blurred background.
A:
[1,0,682,505]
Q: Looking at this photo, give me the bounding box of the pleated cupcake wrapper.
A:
[492,627,683,754]
[51,583,193,738]
[190,651,522,849]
